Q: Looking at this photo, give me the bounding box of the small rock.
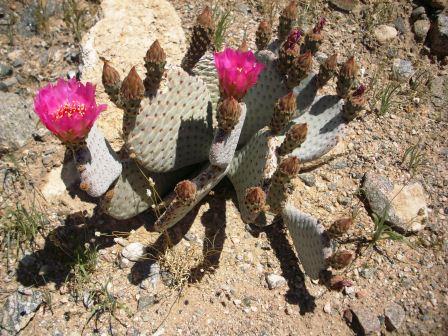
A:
[323,302,332,314]
[299,173,316,187]
[348,307,381,335]
[113,237,128,246]
[373,25,398,44]
[0,290,44,333]
[121,242,146,261]
[12,59,24,68]
[362,173,428,233]
[138,294,157,311]
[7,50,25,64]
[265,274,287,289]
[429,14,448,57]
[0,92,38,153]
[0,63,13,78]
[392,59,414,82]
[337,196,350,206]
[0,77,18,91]
[384,303,405,331]
[411,7,426,21]
[413,20,431,42]
[430,76,446,108]
[329,0,360,12]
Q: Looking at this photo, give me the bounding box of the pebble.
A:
[348,307,381,334]
[411,7,426,21]
[138,294,157,310]
[0,77,18,91]
[413,20,431,42]
[299,173,316,187]
[373,25,398,44]
[265,274,287,289]
[0,63,13,78]
[121,242,146,261]
[392,59,414,82]
[384,302,405,331]
[323,302,332,314]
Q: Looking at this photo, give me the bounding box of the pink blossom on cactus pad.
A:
[34,78,107,143]
[214,48,265,100]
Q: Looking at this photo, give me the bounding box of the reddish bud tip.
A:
[197,6,214,28]
[282,0,298,19]
[329,275,353,291]
[145,40,167,64]
[287,123,308,142]
[279,156,301,176]
[325,53,338,70]
[121,66,145,101]
[278,92,297,112]
[284,28,303,50]
[313,17,326,34]
[238,38,249,52]
[258,20,271,33]
[329,217,353,236]
[245,187,266,207]
[102,60,120,87]
[353,84,366,97]
[341,56,359,78]
[175,180,197,203]
[297,51,313,72]
[327,250,353,269]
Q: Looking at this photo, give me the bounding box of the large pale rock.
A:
[363,173,428,233]
[373,25,398,44]
[81,0,186,145]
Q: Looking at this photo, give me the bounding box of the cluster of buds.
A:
[255,20,272,51]
[267,156,301,213]
[181,6,215,73]
[304,18,326,54]
[343,84,367,121]
[144,40,167,95]
[278,1,297,42]
[317,53,338,87]
[336,56,360,98]
[270,92,297,134]
[277,28,303,76]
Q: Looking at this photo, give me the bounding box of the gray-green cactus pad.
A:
[154,164,228,231]
[101,160,192,220]
[193,53,220,115]
[209,104,246,168]
[227,128,279,224]
[126,67,213,173]
[76,125,122,198]
[285,95,346,162]
[282,204,332,279]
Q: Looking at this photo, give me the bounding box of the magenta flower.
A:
[34,78,107,144]
[214,48,265,100]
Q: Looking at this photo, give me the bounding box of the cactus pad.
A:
[126,67,213,173]
[209,105,246,168]
[282,205,332,279]
[75,125,122,198]
[227,128,280,224]
[101,160,192,220]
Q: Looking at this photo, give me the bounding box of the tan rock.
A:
[80,0,186,147]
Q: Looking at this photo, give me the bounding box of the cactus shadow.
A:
[174,102,214,170]
[294,74,318,113]
[264,223,317,315]
[15,207,148,288]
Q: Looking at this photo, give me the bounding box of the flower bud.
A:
[341,56,359,79]
[327,250,353,269]
[255,20,272,51]
[217,97,242,132]
[145,40,167,64]
[102,60,120,88]
[278,156,301,177]
[270,92,297,134]
[175,180,197,204]
[328,217,353,237]
[121,66,145,101]
[197,6,214,29]
[278,123,308,155]
[329,275,353,291]
[244,187,267,220]
[278,1,298,41]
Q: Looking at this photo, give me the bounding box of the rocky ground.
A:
[0,0,447,335]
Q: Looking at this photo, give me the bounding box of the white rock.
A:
[81,0,186,145]
[41,163,78,198]
[373,25,398,44]
[323,302,332,314]
[266,274,287,289]
[121,242,146,261]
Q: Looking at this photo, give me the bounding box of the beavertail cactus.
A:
[34,3,366,284]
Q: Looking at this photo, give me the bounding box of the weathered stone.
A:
[362,172,428,233]
[0,92,38,153]
[121,242,146,261]
[81,0,186,145]
[373,25,398,44]
[385,303,405,331]
[329,0,360,12]
[137,294,157,310]
[0,290,43,334]
[0,63,13,78]
[348,306,381,335]
[392,59,414,82]
[413,20,431,42]
[41,163,78,199]
[299,173,316,187]
[265,274,287,289]
[411,7,426,21]
[429,15,448,57]
[430,76,447,108]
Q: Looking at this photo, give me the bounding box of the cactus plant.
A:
[33,5,367,283]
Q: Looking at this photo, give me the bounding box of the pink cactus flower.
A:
[214,48,265,100]
[34,78,107,144]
